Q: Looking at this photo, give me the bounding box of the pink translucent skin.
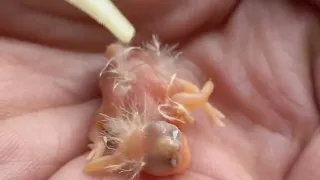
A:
[84,42,224,177]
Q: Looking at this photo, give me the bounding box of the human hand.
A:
[1,0,320,180]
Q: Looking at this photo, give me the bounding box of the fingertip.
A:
[49,154,120,180]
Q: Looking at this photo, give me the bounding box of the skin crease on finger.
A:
[0,0,236,52]
[179,1,320,179]
[1,1,320,180]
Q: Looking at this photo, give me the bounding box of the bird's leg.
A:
[163,77,225,126]
[84,154,123,173]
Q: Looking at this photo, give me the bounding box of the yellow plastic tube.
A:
[65,0,136,44]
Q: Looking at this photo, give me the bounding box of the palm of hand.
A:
[1,1,320,180]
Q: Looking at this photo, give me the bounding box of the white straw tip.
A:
[65,0,136,44]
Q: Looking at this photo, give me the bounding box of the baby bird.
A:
[85,37,225,179]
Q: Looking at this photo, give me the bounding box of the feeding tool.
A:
[64,0,136,44]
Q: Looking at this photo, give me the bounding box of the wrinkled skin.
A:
[1,0,320,180]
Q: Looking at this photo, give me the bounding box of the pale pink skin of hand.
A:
[1,1,320,180]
